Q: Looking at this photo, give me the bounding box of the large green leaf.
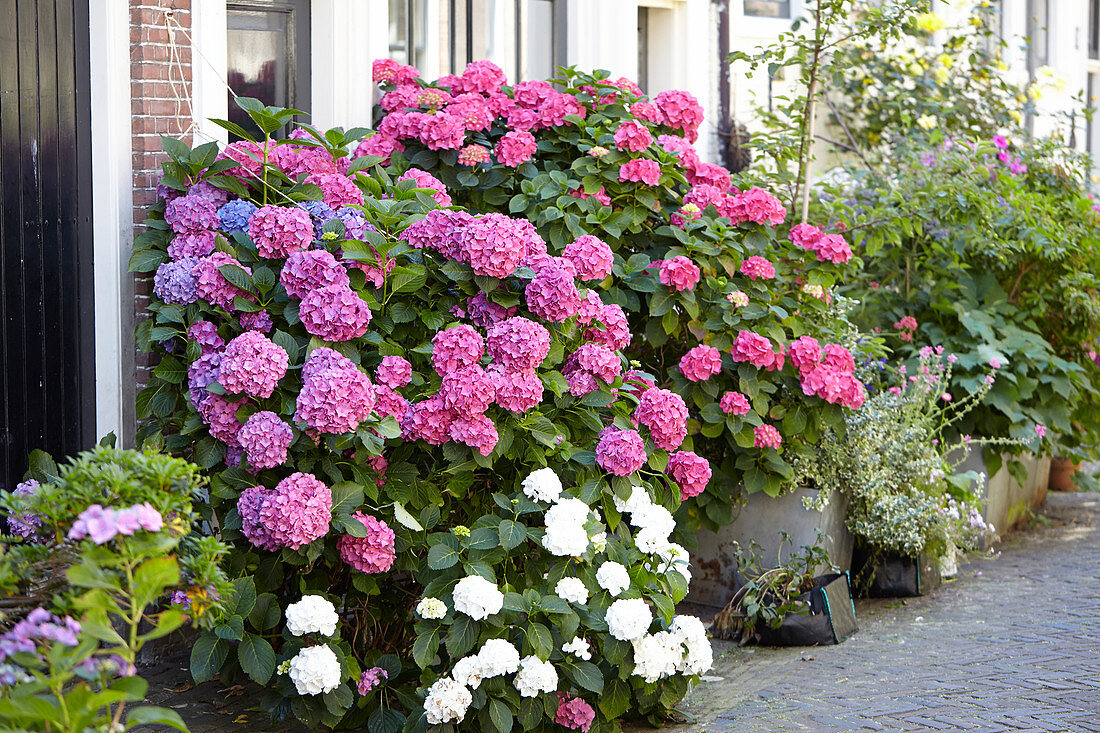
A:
[238,632,276,685]
[190,633,229,684]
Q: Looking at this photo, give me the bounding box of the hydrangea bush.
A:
[364,60,867,528]
[132,101,712,731]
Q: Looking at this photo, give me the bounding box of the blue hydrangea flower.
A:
[301,200,336,238]
[335,206,376,240]
[217,199,258,234]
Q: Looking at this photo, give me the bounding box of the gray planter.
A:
[956,449,1051,534]
[688,487,853,609]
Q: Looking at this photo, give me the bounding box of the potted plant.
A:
[711,531,856,646]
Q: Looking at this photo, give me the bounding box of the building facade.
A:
[0,0,1095,488]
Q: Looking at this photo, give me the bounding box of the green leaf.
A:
[563,660,604,694]
[600,678,631,718]
[190,633,229,684]
[125,706,189,732]
[412,628,440,669]
[223,576,257,618]
[445,615,479,658]
[389,264,427,293]
[498,519,526,550]
[133,556,180,609]
[427,543,461,570]
[214,615,244,641]
[128,247,168,273]
[248,592,282,631]
[330,481,365,515]
[489,698,514,733]
[467,527,499,550]
[218,263,255,293]
[527,623,553,660]
[368,708,405,733]
[392,501,424,532]
[238,632,276,685]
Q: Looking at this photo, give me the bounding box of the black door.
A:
[0,0,95,490]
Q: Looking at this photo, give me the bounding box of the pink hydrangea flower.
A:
[376,355,413,389]
[461,213,530,278]
[535,92,586,129]
[301,347,355,382]
[788,223,823,250]
[571,343,622,383]
[299,284,373,342]
[373,385,409,421]
[724,188,787,226]
[659,256,701,291]
[338,512,396,573]
[740,256,776,280]
[164,192,220,234]
[719,391,751,415]
[449,414,499,456]
[635,388,688,451]
[563,235,613,281]
[248,205,314,259]
[490,367,543,413]
[753,424,783,449]
[689,162,732,191]
[295,353,376,434]
[787,336,823,373]
[372,58,420,85]
[432,325,484,376]
[583,304,632,351]
[486,317,550,372]
[257,472,332,550]
[220,331,289,399]
[191,252,253,312]
[613,120,653,152]
[619,158,662,186]
[358,667,389,695]
[353,133,403,165]
[240,310,273,333]
[513,80,555,108]
[448,94,495,131]
[680,345,722,382]
[238,486,278,550]
[569,185,612,207]
[237,411,293,469]
[280,250,351,299]
[595,428,647,476]
[457,144,491,165]
[655,89,704,141]
[496,130,538,168]
[667,450,712,500]
[418,111,466,150]
[403,395,453,445]
[168,230,216,259]
[726,290,749,307]
[731,331,781,370]
[456,60,507,93]
[631,101,662,123]
[440,365,497,413]
[466,292,516,328]
[525,258,581,322]
[813,233,853,264]
[398,168,452,207]
[556,694,596,733]
[307,173,363,209]
[215,140,264,179]
[402,208,472,259]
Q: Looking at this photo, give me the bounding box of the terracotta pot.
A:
[1049,457,1080,492]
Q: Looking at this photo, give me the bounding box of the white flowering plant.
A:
[132,101,712,731]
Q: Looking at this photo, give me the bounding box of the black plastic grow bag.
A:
[752,572,858,646]
[851,549,941,597]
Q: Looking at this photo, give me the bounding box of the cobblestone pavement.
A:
[677,492,1100,733]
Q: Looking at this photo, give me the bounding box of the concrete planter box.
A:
[956,449,1050,534]
[689,487,853,609]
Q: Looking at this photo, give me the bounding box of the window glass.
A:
[527,0,556,81]
[1026,0,1049,71]
[389,0,428,70]
[227,1,310,140]
[1090,0,1099,61]
[638,7,649,93]
[743,0,791,18]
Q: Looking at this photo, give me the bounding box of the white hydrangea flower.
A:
[416,597,447,619]
[562,636,592,661]
[522,467,563,503]
[555,577,589,605]
[589,530,607,553]
[631,631,683,683]
[452,576,504,621]
[631,503,675,539]
[513,655,558,697]
[655,543,692,584]
[286,645,342,696]
[606,598,653,641]
[477,638,521,677]
[542,497,591,557]
[424,677,472,725]
[634,525,672,554]
[284,595,339,637]
[596,561,631,597]
[670,615,713,675]
[451,655,485,689]
[613,485,654,515]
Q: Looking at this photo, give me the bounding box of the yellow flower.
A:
[916,114,938,131]
[934,67,949,85]
[937,54,953,69]
[915,12,946,34]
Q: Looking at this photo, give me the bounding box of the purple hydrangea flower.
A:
[217,199,258,234]
[153,257,199,305]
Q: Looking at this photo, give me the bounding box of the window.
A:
[389,0,428,70]
[1026,0,1049,72]
[227,0,310,140]
[637,7,650,93]
[743,0,791,18]
[526,0,565,81]
[1090,0,1099,61]
[1089,73,1100,180]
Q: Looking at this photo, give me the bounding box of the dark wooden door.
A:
[0,0,94,490]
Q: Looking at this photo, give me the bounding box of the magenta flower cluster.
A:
[337,512,396,574]
[220,331,289,399]
[238,472,331,551]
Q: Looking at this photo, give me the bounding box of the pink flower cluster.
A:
[337,512,396,573]
[595,427,646,476]
[555,694,596,732]
[299,284,373,342]
[237,411,293,469]
[720,391,751,415]
[730,331,785,371]
[635,388,689,451]
[658,256,701,291]
[248,205,314,259]
[398,168,452,207]
[740,256,776,280]
[787,223,852,264]
[563,235,613,281]
[238,472,332,551]
[68,503,163,544]
[613,120,653,152]
[787,336,866,409]
[525,257,581,322]
[563,343,622,396]
[192,252,252,312]
[619,158,662,186]
[295,348,377,434]
[724,188,787,226]
[679,345,722,382]
[666,450,711,500]
[753,424,783,449]
[496,130,537,167]
[280,250,350,298]
[654,89,704,142]
[219,331,289,399]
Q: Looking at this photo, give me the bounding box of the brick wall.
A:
[130,0,194,391]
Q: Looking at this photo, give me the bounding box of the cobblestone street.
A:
[679,492,1100,732]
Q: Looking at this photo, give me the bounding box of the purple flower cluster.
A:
[238,472,332,551]
[248,205,314,259]
[237,410,294,469]
[192,252,253,312]
[299,284,373,342]
[0,608,82,669]
[68,502,164,544]
[7,480,42,540]
[595,428,646,476]
[220,331,289,399]
[295,348,376,434]
[154,257,200,305]
[217,199,258,234]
